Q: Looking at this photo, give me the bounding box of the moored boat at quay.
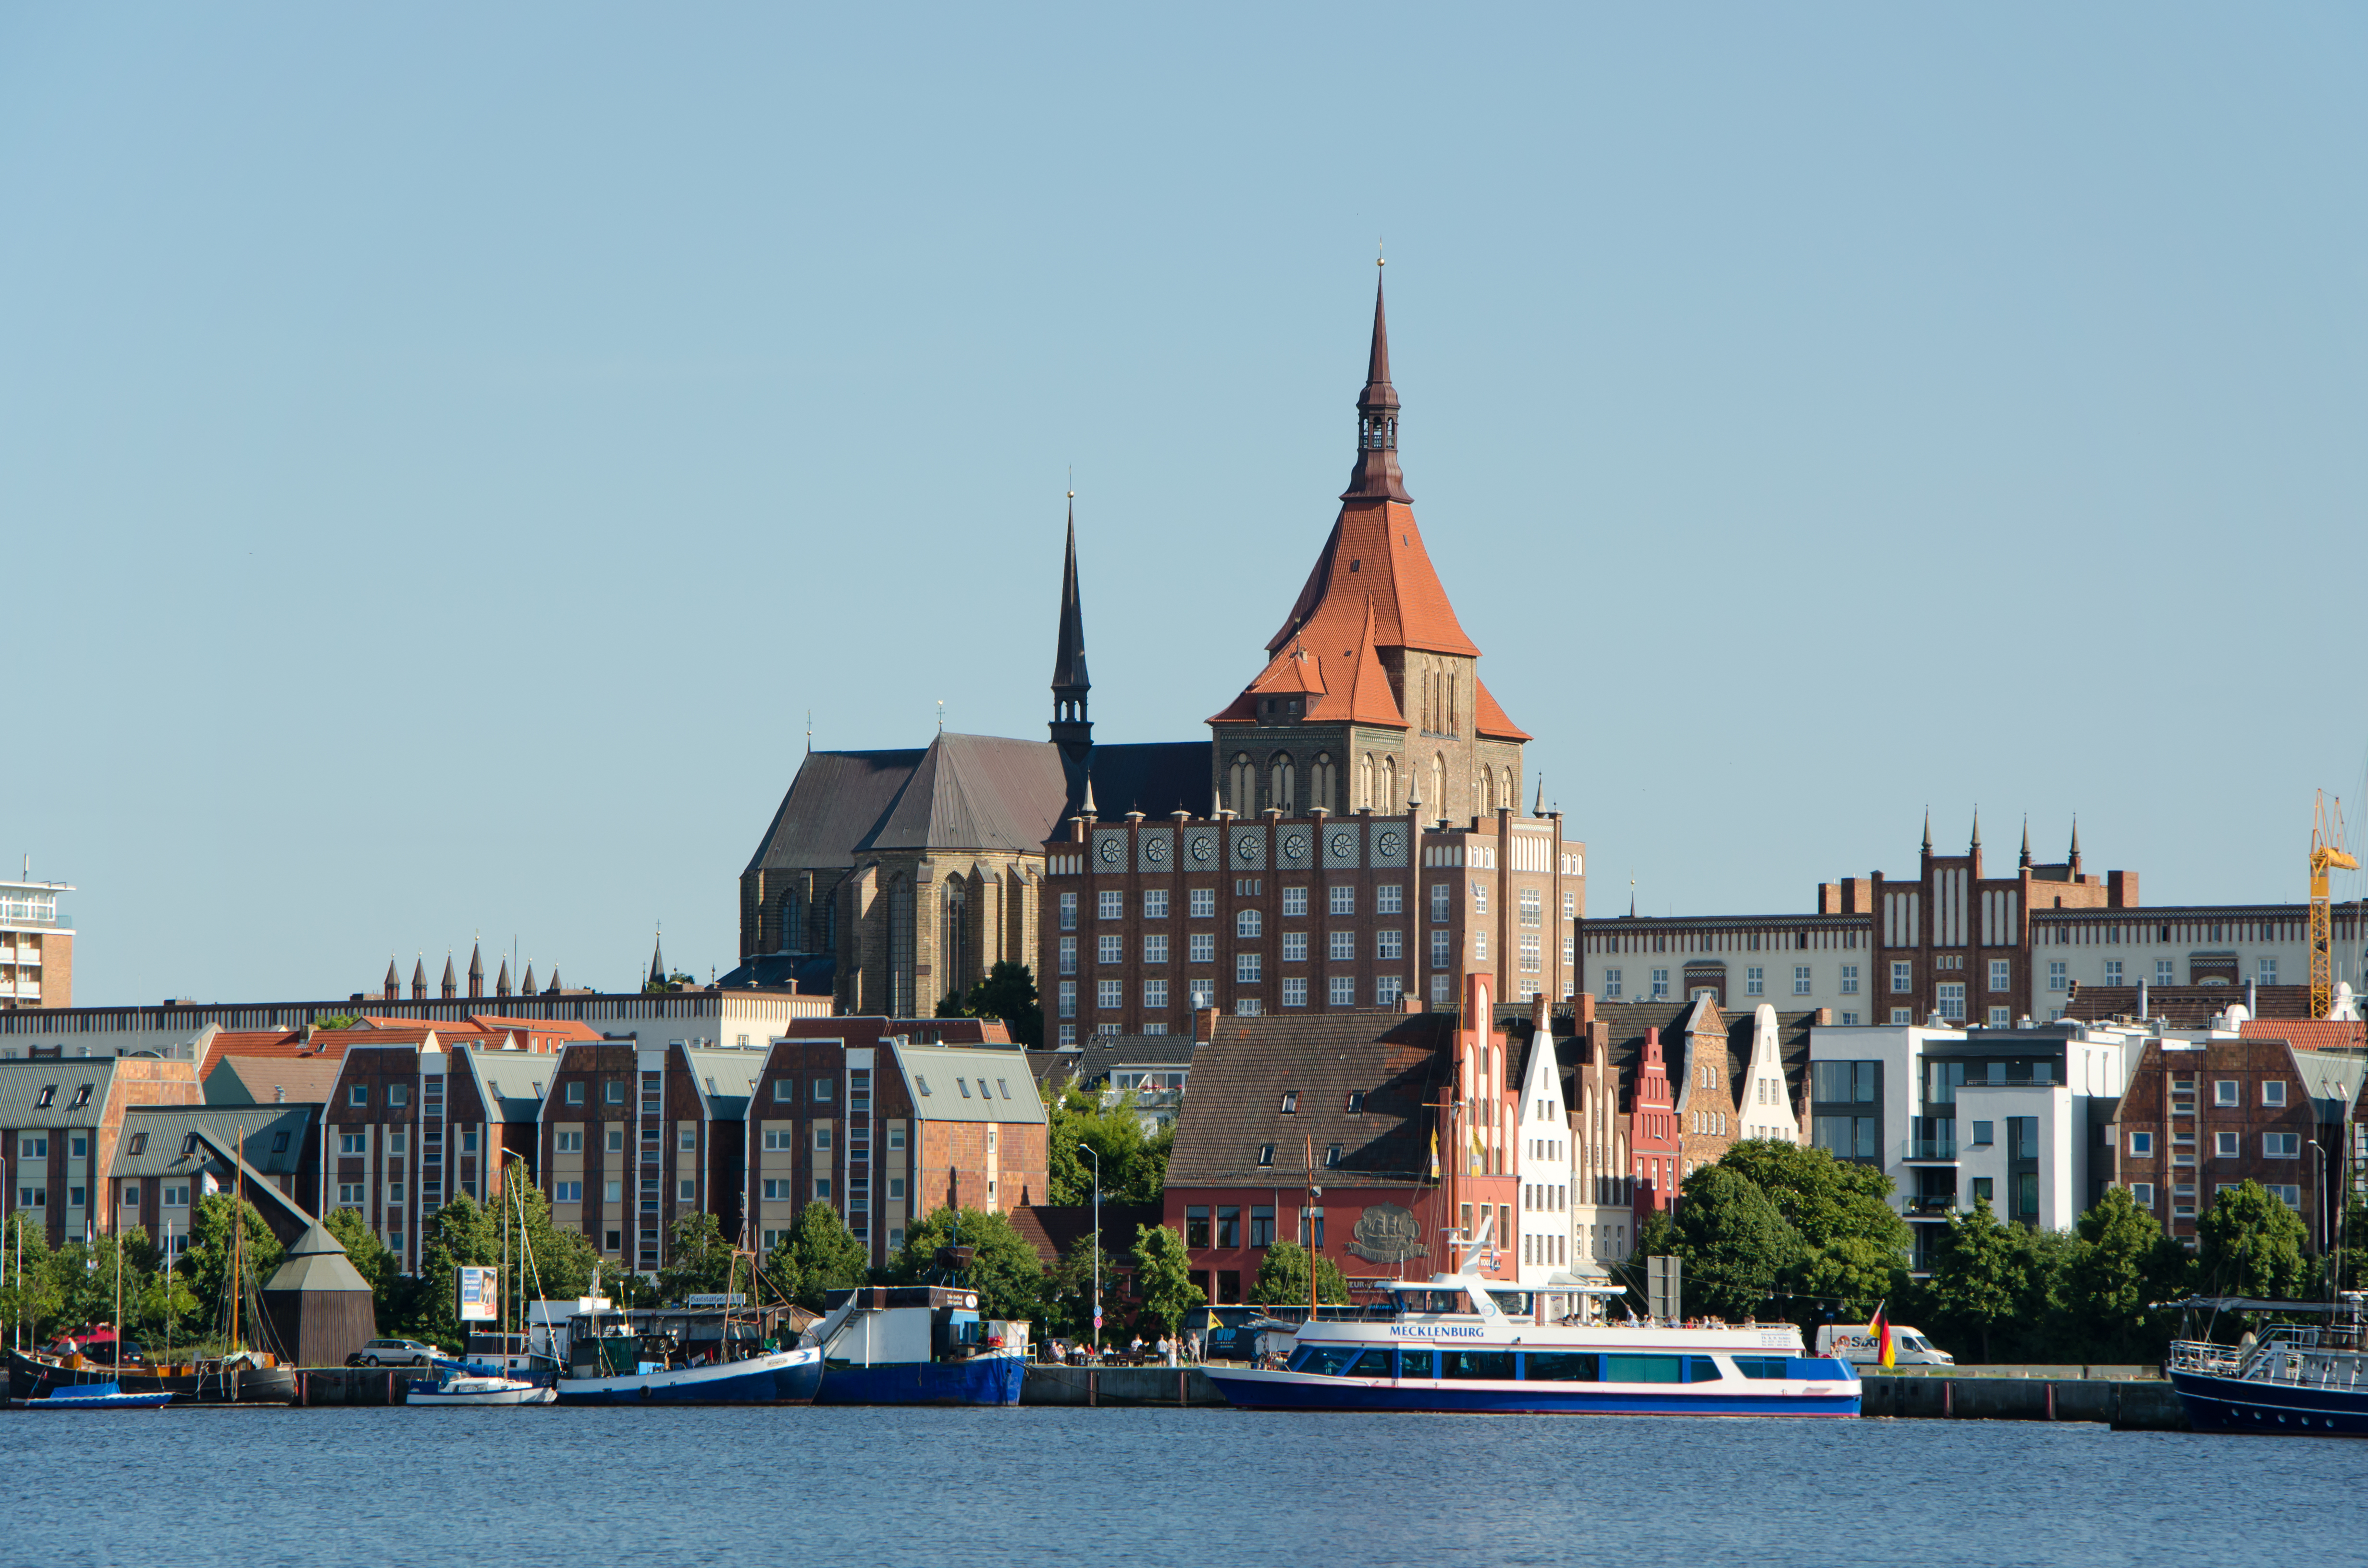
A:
[1204,1269,1859,1417]
[9,1346,297,1407]
[2165,1293,2368,1437]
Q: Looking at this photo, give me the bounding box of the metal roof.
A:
[0,1057,123,1127]
[684,1047,768,1121]
[113,1105,315,1178]
[890,1041,1048,1125]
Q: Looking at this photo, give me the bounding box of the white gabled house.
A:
[1513,996,1580,1304]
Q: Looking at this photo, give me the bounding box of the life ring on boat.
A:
[639,1384,653,1401]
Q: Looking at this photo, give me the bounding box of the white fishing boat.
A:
[407,1371,556,1407]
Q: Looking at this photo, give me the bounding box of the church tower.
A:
[1207,268,1528,827]
[1048,494,1093,764]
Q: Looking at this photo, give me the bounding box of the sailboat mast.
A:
[231,1128,243,1354]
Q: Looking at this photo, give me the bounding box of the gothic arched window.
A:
[941,875,969,1006]
[1311,753,1335,815]
[1430,753,1445,818]
[1380,755,1397,810]
[1229,753,1255,815]
[1482,766,1496,815]
[1358,753,1374,811]
[1503,767,1517,815]
[1270,753,1295,815]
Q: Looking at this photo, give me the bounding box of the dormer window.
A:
[1257,1144,1275,1167]
[1346,1091,1366,1115]
[69,1084,92,1109]
[1325,1144,1342,1167]
[128,1133,148,1156]
[1280,1090,1298,1114]
[182,1133,201,1155]
[34,1085,55,1108]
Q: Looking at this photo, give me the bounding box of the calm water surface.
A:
[0,1406,2343,1567]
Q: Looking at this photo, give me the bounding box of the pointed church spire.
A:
[1533,776,1546,817]
[1341,261,1413,503]
[1049,490,1093,762]
[520,961,536,996]
[384,956,400,1003]
[1921,808,1933,856]
[1080,772,1098,820]
[545,968,563,994]
[1970,806,1981,848]
[441,953,457,1000]
[494,957,511,997]
[649,928,666,987]
[2020,815,2033,869]
[2068,815,2082,873]
[413,956,428,1001]
[468,940,485,1000]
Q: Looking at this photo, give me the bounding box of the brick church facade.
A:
[737,272,1582,1032]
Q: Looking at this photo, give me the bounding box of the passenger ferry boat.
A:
[2165,1294,2368,1437]
[1205,1255,1858,1418]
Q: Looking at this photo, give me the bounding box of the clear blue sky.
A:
[7,5,2365,1004]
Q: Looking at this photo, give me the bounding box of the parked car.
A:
[1814,1324,1955,1366]
[348,1338,441,1368]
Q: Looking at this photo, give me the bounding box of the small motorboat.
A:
[407,1370,558,1407]
[10,1380,175,1411]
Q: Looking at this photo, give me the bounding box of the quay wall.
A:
[1860,1374,2186,1430]
[1021,1364,1225,1407]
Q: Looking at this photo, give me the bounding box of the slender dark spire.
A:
[2020,815,2032,869]
[1921,808,1933,856]
[440,953,457,1000]
[1970,807,1981,849]
[1049,490,1093,761]
[468,940,485,1000]
[383,956,400,1003]
[649,928,666,986]
[520,961,536,997]
[412,956,428,1001]
[545,968,563,994]
[1341,261,1413,503]
[2069,815,2082,872]
[494,957,511,997]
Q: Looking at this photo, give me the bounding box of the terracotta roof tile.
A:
[1266,501,1480,662]
[2240,1019,2367,1053]
[1471,678,1529,742]
[1166,1011,1456,1188]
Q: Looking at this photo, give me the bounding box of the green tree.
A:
[764,1201,870,1311]
[1250,1239,1349,1308]
[491,1168,603,1302]
[1040,1234,1126,1340]
[1671,1164,1802,1321]
[937,961,1043,1049]
[884,1207,1047,1324]
[1129,1222,1206,1336]
[1921,1198,2019,1362]
[1048,1085,1172,1207]
[655,1212,738,1304]
[2196,1180,2310,1302]
[323,1207,395,1306]
[403,1193,504,1348]
[1,1214,65,1344]
[312,1014,361,1031]
[2062,1186,2184,1362]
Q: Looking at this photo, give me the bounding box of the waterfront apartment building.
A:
[2109,1020,2366,1251]
[746,1021,1047,1267]
[1582,816,2368,1031]
[0,872,72,1010]
[109,1103,321,1252]
[1,1055,199,1245]
[1806,1019,2135,1270]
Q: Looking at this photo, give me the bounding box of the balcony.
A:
[1901,1136,1959,1163]
[1905,1195,1958,1217]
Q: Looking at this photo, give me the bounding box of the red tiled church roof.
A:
[1266,500,1480,662]
[1472,678,1530,742]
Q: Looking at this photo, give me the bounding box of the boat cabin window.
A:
[1395,1289,1479,1315]
[1287,1344,1394,1377]
[1440,1350,1516,1380]
[1486,1290,1531,1317]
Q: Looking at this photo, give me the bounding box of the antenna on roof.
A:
[806,710,812,755]
[937,700,944,735]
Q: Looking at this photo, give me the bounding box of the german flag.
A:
[1869,1304,1895,1369]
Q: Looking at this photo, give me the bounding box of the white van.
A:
[1815,1325,1954,1366]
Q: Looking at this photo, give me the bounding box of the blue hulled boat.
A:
[2165,1294,2368,1437]
[10,1380,175,1411]
[806,1258,1029,1406]
[1205,1251,1857,1418]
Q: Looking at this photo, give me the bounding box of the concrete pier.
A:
[1021,1364,1226,1407]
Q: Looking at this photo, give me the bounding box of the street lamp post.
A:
[1079,1142,1102,1357]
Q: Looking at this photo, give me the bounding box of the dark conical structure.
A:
[2020,815,2033,870]
[520,962,536,996]
[649,930,666,987]
[440,954,457,1000]
[545,968,562,994]
[468,942,485,1001]
[1049,493,1093,763]
[412,957,428,1001]
[383,957,399,1003]
[494,957,511,998]
[1341,264,1411,503]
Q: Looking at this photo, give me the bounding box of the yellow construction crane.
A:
[2310,790,2357,1019]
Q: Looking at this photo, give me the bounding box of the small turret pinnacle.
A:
[1049,491,1093,762]
[412,956,428,1001]
[1970,806,1981,849]
[649,928,666,987]
[383,956,400,1002]
[1341,264,1412,503]
[2020,815,2032,869]
[494,957,511,998]
[520,961,536,996]
[468,940,485,1000]
[440,953,457,1000]
[1921,808,1933,855]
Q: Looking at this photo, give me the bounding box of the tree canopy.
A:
[2196,1180,2310,1302]
[883,1207,1047,1323]
[1048,1085,1172,1207]
[937,961,1044,1049]
[764,1201,871,1311]
[1130,1222,1206,1335]
[1250,1240,1349,1308]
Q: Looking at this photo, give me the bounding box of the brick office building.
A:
[2,1055,198,1245]
[0,871,72,1010]
[2110,1024,2366,1249]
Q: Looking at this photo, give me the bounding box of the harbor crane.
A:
[2309,790,2357,1020]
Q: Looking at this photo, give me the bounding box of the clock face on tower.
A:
[1146,837,1169,863]
[1190,837,1212,863]
[1282,832,1309,860]
[1329,831,1355,859]
[1098,838,1122,866]
[1378,830,1404,859]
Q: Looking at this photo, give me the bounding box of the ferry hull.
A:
[814,1352,1026,1407]
[553,1346,823,1406]
[1205,1367,1860,1418]
[2167,1368,2368,1437]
